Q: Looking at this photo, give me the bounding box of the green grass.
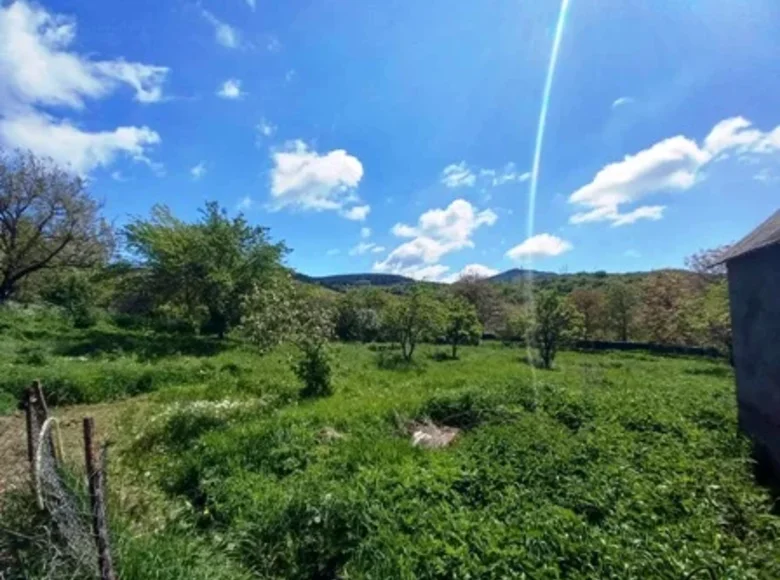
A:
[2,309,778,578]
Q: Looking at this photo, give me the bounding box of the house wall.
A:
[727,243,780,475]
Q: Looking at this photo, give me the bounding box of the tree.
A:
[40,269,97,327]
[605,281,637,342]
[241,272,335,397]
[0,150,112,303]
[334,288,388,343]
[685,245,731,277]
[569,288,606,340]
[639,271,698,345]
[443,296,482,359]
[452,273,504,332]
[531,290,583,369]
[384,287,444,362]
[125,202,286,337]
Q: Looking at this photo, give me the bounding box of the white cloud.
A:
[441,162,476,188]
[245,0,256,10]
[360,227,371,238]
[267,36,281,53]
[217,79,244,99]
[342,205,370,221]
[190,162,206,180]
[446,161,528,189]
[612,96,634,108]
[374,199,497,280]
[490,162,528,186]
[568,116,780,227]
[349,242,385,256]
[236,195,253,210]
[285,69,296,83]
[0,2,166,173]
[110,171,125,182]
[269,140,365,217]
[506,233,572,260]
[0,2,169,109]
[201,10,241,49]
[256,118,276,139]
[442,263,499,283]
[754,168,777,183]
[0,111,160,174]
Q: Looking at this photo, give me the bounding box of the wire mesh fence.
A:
[1,382,117,580]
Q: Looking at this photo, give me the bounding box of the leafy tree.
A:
[40,269,97,327]
[639,271,698,345]
[452,273,504,332]
[605,281,637,342]
[384,287,444,362]
[125,202,286,337]
[242,272,335,397]
[531,290,583,369]
[334,288,387,342]
[569,288,606,340]
[443,296,482,359]
[0,150,113,303]
[497,306,531,344]
[695,279,732,361]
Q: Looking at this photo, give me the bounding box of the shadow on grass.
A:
[55,328,229,361]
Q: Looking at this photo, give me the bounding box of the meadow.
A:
[1,306,779,579]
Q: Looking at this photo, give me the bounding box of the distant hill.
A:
[487,268,559,283]
[296,268,701,293]
[297,272,416,289]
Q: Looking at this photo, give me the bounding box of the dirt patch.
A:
[0,412,28,499]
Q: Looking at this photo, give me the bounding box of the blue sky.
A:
[1,0,778,280]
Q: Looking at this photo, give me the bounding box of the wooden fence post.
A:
[83,417,116,580]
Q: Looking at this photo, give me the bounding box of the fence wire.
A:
[32,418,99,579]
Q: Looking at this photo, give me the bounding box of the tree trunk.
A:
[451,341,458,360]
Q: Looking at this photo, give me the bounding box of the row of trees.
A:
[1,148,733,382]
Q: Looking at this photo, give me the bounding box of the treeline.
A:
[1,149,731,391]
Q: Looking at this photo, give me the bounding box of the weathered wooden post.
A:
[83,417,116,580]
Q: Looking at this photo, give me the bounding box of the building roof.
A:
[721,209,780,263]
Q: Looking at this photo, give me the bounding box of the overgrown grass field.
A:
[2,308,779,579]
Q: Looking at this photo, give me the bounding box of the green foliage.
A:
[334,288,387,342]
[605,280,637,341]
[0,149,113,303]
[125,202,286,337]
[124,345,778,580]
[532,290,584,369]
[442,295,481,359]
[242,272,336,397]
[40,269,97,327]
[383,287,445,362]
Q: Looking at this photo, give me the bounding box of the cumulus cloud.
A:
[441,162,476,188]
[568,116,780,227]
[0,111,160,174]
[190,162,206,180]
[483,162,530,186]
[0,2,166,173]
[201,9,241,49]
[269,140,365,216]
[442,263,499,283]
[373,199,497,280]
[342,205,370,221]
[217,79,244,99]
[506,234,572,260]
